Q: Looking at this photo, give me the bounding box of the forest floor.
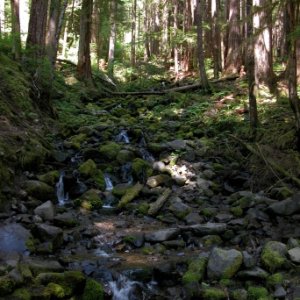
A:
[0,56,300,299]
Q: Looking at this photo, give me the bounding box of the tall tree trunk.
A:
[211,0,221,78]
[26,0,49,58]
[131,0,137,67]
[253,0,273,89]
[0,0,5,37]
[77,0,93,82]
[247,0,258,129]
[297,39,300,84]
[174,0,179,77]
[196,0,210,91]
[162,0,169,62]
[107,0,117,76]
[61,19,68,58]
[144,0,151,61]
[92,0,101,68]
[19,0,30,42]
[286,0,300,141]
[10,0,22,60]
[224,0,242,74]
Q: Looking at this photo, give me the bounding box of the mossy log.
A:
[148,188,172,216]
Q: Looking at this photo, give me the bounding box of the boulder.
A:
[185,223,227,236]
[23,257,64,275]
[168,197,191,219]
[146,174,172,188]
[34,200,55,221]
[207,247,243,279]
[34,224,63,250]
[145,228,180,243]
[288,247,300,263]
[53,212,78,228]
[24,180,55,200]
[267,194,300,216]
[261,241,287,272]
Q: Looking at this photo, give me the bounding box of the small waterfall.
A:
[109,275,141,300]
[56,171,69,206]
[139,148,155,163]
[104,173,114,191]
[116,130,130,144]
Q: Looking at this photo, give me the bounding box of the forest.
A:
[0,0,300,299]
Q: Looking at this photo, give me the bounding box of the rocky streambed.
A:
[0,95,300,300]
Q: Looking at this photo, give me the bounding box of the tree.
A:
[0,0,5,38]
[107,0,117,76]
[224,0,242,74]
[77,0,93,82]
[131,0,137,67]
[10,0,21,60]
[253,0,274,89]
[211,0,221,78]
[196,0,210,91]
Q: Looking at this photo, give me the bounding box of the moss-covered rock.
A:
[64,133,87,149]
[45,282,65,299]
[11,288,32,300]
[231,289,248,300]
[247,286,269,300]
[230,206,243,217]
[0,275,16,295]
[132,158,153,181]
[74,189,103,210]
[112,184,131,197]
[137,202,150,215]
[202,235,223,247]
[24,180,55,200]
[99,142,121,160]
[266,272,284,286]
[37,170,60,186]
[94,170,105,190]
[116,149,135,164]
[182,257,207,285]
[261,241,287,272]
[82,278,104,300]
[78,159,97,177]
[202,287,227,300]
[118,182,143,208]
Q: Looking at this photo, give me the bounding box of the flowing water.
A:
[104,173,114,191]
[116,130,130,144]
[109,275,141,300]
[56,171,69,206]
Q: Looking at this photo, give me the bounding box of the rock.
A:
[288,247,300,263]
[162,239,185,249]
[184,223,227,236]
[64,133,87,149]
[0,275,16,295]
[34,224,63,250]
[146,174,172,188]
[0,223,32,254]
[201,235,223,247]
[152,161,167,172]
[231,289,248,300]
[82,278,104,300]
[23,257,63,275]
[168,197,191,219]
[99,142,121,160]
[267,194,300,215]
[184,212,204,225]
[242,251,256,268]
[215,213,233,222]
[237,267,269,279]
[116,149,135,164]
[78,159,97,177]
[34,200,55,221]
[167,139,187,150]
[247,286,269,300]
[145,228,180,243]
[202,287,227,300]
[273,285,287,299]
[207,247,243,279]
[261,241,287,272]
[74,189,103,210]
[118,182,144,208]
[24,180,55,200]
[132,158,153,181]
[37,170,60,186]
[53,212,78,228]
[182,256,208,285]
[123,233,144,248]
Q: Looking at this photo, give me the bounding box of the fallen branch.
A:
[148,188,172,216]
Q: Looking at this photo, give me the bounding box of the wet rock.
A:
[182,256,207,285]
[207,247,243,279]
[145,228,180,243]
[261,241,287,272]
[34,224,63,250]
[118,182,143,208]
[116,149,135,164]
[24,180,55,200]
[23,258,63,275]
[273,285,287,299]
[34,200,55,221]
[53,212,78,228]
[183,222,227,236]
[288,247,300,263]
[237,267,269,279]
[267,194,300,215]
[168,197,191,220]
[0,223,32,254]
[37,170,60,186]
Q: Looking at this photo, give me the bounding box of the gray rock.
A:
[53,212,78,228]
[167,139,187,150]
[288,247,300,263]
[207,247,243,279]
[287,238,300,249]
[267,194,300,215]
[168,197,191,219]
[145,228,180,243]
[184,212,204,225]
[242,251,256,268]
[0,223,32,254]
[23,180,55,200]
[185,222,227,236]
[34,224,63,249]
[23,257,63,275]
[34,200,55,220]
[261,241,287,271]
[215,213,233,223]
[237,267,269,279]
[273,285,287,299]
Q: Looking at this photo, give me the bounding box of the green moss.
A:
[78,159,97,177]
[202,235,222,247]
[24,180,55,200]
[132,158,153,180]
[11,288,31,300]
[46,282,65,299]
[99,142,121,160]
[112,184,130,197]
[37,170,60,186]
[231,289,248,300]
[25,237,37,253]
[94,170,105,190]
[261,244,286,272]
[138,202,150,215]
[247,286,269,300]
[0,275,15,295]
[82,278,104,300]
[230,206,243,217]
[75,189,103,210]
[142,246,154,255]
[118,182,143,208]
[201,207,216,217]
[182,257,207,285]
[123,236,135,244]
[267,273,284,286]
[19,264,33,281]
[202,287,227,300]
[64,133,87,149]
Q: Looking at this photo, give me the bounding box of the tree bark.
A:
[224,0,242,75]
[211,0,221,78]
[10,0,22,60]
[174,0,179,77]
[26,0,49,58]
[196,0,210,91]
[131,0,137,67]
[107,0,117,76]
[253,0,274,89]
[0,0,5,37]
[77,0,93,82]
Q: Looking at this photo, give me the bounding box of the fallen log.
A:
[148,188,172,216]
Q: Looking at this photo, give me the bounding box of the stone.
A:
[267,194,300,216]
[23,257,63,275]
[182,256,208,285]
[34,224,63,250]
[242,251,256,268]
[24,180,55,200]
[116,149,135,164]
[273,285,287,299]
[288,247,300,263]
[207,247,243,279]
[184,212,204,225]
[0,275,16,295]
[78,159,97,177]
[53,212,78,228]
[215,213,233,222]
[37,171,60,186]
[74,189,103,210]
[167,139,187,150]
[145,228,180,243]
[146,174,172,188]
[237,267,269,280]
[186,223,227,236]
[168,197,191,219]
[34,200,55,221]
[261,241,287,272]
[118,182,144,208]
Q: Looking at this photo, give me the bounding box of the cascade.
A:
[104,173,114,191]
[109,275,141,300]
[56,171,69,206]
[116,130,130,144]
